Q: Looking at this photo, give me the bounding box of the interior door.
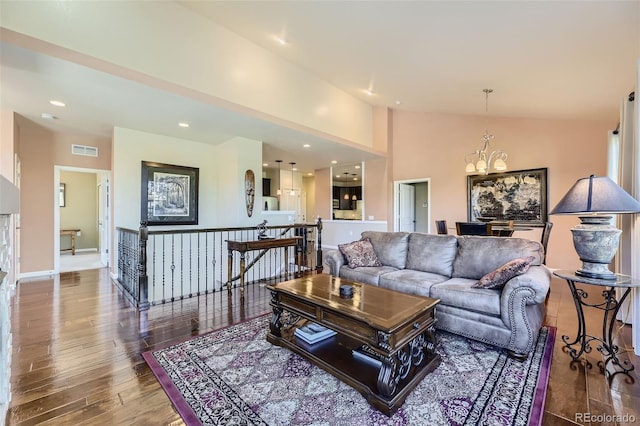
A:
[98,174,110,267]
[398,183,416,232]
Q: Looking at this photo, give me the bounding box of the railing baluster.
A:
[115,220,323,309]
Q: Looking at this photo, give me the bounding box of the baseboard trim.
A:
[19,270,55,280]
[60,248,99,254]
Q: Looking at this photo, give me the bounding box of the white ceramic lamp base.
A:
[571,216,620,280]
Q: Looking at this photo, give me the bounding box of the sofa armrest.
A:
[500,265,550,327]
[499,265,551,353]
[501,266,551,305]
[325,249,345,276]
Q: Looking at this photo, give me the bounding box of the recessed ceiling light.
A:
[365,89,375,96]
[331,160,337,164]
[307,173,313,176]
[292,167,297,171]
[303,144,310,148]
[275,36,288,45]
[178,122,189,128]
[355,165,361,169]
[263,163,269,167]
[395,100,402,105]
[41,113,56,120]
[49,100,65,107]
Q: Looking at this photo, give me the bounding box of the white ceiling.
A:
[1,1,638,174]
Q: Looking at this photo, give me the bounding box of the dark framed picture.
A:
[467,168,547,224]
[141,161,199,226]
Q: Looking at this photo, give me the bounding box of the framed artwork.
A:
[59,183,66,207]
[141,161,199,225]
[467,168,548,224]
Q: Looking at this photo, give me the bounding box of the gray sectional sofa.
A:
[325,231,551,359]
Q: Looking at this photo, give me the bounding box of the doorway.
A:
[394,179,431,233]
[54,166,111,273]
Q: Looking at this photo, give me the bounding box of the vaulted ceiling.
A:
[1,1,638,173]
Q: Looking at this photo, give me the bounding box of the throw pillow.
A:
[338,238,382,269]
[472,256,535,289]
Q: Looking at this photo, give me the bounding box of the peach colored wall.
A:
[0,110,16,179]
[391,110,611,271]
[315,167,331,221]
[372,107,391,153]
[18,123,111,273]
[364,158,388,222]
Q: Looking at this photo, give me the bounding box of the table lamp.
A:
[550,175,640,280]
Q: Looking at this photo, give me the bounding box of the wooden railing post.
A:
[315,217,323,272]
[138,222,150,310]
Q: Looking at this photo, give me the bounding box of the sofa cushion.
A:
[338,238,382,269]
[452,236,544,280]
[430,278,501,316]
[338,265,398,286]
[473,256,535,289]
[406,233,458,277]
[378,269,449,298]
[361,231,410,269]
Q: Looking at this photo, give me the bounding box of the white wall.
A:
[214,136,277,227]
[113,127,219,231]
[322,220,388,250]
[1,1,373,148]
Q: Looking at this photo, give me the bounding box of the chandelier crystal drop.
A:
[465,89,508,175]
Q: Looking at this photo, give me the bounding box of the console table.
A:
[60,229,80,255]
[553,270,639,382]
[226,237,302,296]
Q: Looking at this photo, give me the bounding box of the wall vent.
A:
[71,144,98,157]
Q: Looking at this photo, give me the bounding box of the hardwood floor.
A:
[5,268,639,425]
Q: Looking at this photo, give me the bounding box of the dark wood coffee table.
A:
[267,274,440,416]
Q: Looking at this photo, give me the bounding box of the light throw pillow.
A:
[338,238,382,269]
[472,256,535,289]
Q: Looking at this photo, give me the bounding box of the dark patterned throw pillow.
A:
[338,238,382,269]
[472,256,535,290]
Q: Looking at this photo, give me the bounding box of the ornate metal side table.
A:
[553,270,639,382]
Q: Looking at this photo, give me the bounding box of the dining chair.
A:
[455,222,492,236]
[492,228,515,237]
[435,220,448,235]
[540,222,553,265]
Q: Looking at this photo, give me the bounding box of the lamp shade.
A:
[550,175,640,215]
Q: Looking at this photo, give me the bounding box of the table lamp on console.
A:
[550,174,640,280]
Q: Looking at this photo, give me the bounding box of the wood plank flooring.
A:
[5,268,640,425]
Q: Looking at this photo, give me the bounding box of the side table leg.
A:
[598,288,635,379]
[561,279,591,363]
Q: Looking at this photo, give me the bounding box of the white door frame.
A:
[393,178,431,232]
[98,174,110,267]
[54,166,111,274]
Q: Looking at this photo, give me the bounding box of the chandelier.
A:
[465,89,507,175]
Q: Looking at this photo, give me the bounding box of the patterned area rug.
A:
[143,314,555,426]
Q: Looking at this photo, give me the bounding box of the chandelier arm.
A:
[486,149,507,164]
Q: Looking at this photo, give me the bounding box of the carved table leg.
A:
[376,324,438,398]
[269,292,283,337]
